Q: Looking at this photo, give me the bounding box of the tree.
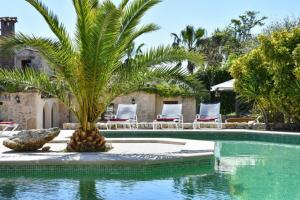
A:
[0,0,204,152]
[195,11,266,73]
[294,45,300,87]
[229,11,267,42]
[230,48,274,128]
[171,25,206,74]
[231,27,300,127]
[170,11,266,74]
[260,29,300,122]
[263,16,300,35]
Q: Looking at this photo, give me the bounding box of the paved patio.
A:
[0,131,214,166]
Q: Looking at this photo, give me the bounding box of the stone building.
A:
[0,17,196,129]
[0,17,52,73]
[14,48,52,74]
[0,92,196,129]
[113,92,196,123]
[0,17,17,68]
[0,92,62,129]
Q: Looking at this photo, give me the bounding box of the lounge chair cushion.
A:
[0,122,16,125]
[109,118,129,122]
[156,118,178,122]
[197,117,217,122]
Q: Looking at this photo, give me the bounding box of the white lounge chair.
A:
[153,104,183,129]
[0,121,19,136]
[106,104,138,130]
[193,103,222,129]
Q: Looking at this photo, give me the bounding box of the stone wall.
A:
[63,122,266,130]
[0,92,61,130]
[113,92,157,122]
[0,91,197,130]
[0,92,39,129]
[59,102,72,128]
[155,96,196,123]
[113,92,196,123]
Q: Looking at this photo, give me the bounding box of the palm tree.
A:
[124,42,145,63]
[235,73,273,130]
[0,0,204,152]
[171,25,206,74]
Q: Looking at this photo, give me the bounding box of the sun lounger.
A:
[0,121,19,136]
[193,103,222,129]
[153,104,183,129]
[106,104,138,130]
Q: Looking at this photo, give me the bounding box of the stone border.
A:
[0,138,215,167]
[98,129,300,145]
[2,128,300,168]
[0,158,215,179]
[99,129,300,136]
[63,122,267,130]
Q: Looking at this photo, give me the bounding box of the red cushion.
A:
[156,118,177,122]
[0,122,15,125]
[109,118,128,122]
[197,117,217,122]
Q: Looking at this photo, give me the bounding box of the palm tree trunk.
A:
[260,106,270,131]
[66,120,107,152]
[187,61,195,74]
[66,104,108,152]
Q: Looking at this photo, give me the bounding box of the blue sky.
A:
[1,0,300,47]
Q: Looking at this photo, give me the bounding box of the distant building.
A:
[15,48,52,74]
[0,17,51,73]
[0,17,17,68]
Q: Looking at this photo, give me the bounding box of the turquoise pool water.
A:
[0,141,299,200]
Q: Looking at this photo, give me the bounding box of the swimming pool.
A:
[0,140,299,200]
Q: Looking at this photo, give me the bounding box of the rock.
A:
[42,146,51,152]
[3,128,60,151]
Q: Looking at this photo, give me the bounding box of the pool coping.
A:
[101,129,300,136]
[0,138,215,166]
[1,128,300,167]
[95,129,300,145]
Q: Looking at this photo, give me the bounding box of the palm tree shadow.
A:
[78,180,105,200]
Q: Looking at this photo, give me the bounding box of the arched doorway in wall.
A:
[43,106,45,129]
[51,102,59,128]
[43,103,51,129]
[26,118,36,129]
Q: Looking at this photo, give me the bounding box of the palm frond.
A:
[118,0,161,43]
[171,33,180,39]
[131,46,204,69]
[25,0,72,51]
[235,74,261,103]
[88,1,121,75]
[109,63,206,98]
[128,23,160,44]
[148,67,206,96]
[0,33,77,83]
[0,68,69,104]
[72,0,94,55]
[90,0,100,8]
[136,43,145,55]
[195,28,206,38]
[119,0,130,9]
[82,2,123,110]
